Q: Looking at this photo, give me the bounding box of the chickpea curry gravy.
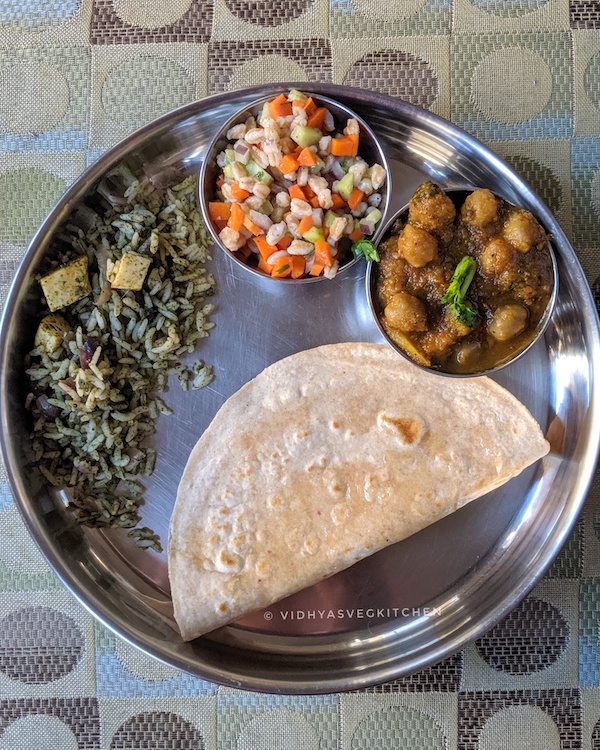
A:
[374,182,555,374]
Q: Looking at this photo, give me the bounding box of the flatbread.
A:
[168,342,549,640]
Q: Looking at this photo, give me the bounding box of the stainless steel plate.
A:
[1,84,599,695]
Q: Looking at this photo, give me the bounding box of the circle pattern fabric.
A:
[0,607,83,684]
[111,0,194,28]
[475,598,568,674]
[101,58,195,128]
[343,50,438,109]
[0,62,69,134]
[0,1,598,749]
[469,0,549,17]
[224,0,315,27]
[470,48,553,124]
[110,712,204,749]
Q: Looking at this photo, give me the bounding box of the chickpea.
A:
[460,188,498,228]
[503,209,546,253]
[488,304,529,341]
[408,182,456,234]
[479,237,516,279]
[396,223,438,267]
[384,292,428,332]
[454,341,481,367]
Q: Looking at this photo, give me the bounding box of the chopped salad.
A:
[208,89,387,279]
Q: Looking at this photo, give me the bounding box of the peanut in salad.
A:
[208,89,387,279]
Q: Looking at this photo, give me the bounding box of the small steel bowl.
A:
[199,90,391,283]
[366,187,559,377]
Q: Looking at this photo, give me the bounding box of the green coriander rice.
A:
[24,169,216,552]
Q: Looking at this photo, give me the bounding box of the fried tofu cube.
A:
[34,313,71,353]
[39,256,91,312]
[107,252,152,290]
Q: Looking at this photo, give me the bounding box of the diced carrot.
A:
[298,147,318,167]
[314,239,333,267]
[309,262,325,277]
[347,187,365,211]
[229,202,245,231]
[297,214,314,235]
[237,244,252,258]
[301,96,317,116]
[216,174,225,188]
[243,215,263,235]
[308,195,321,208]
[208,201,231,222]
[254,233,278,260]
[230,182,250,201]
[271,255,293,277]
[214,218,228,231]
[331,193,347,210]
[269,93,293,119]
[303,183,316,199]
[257,255,273,275]
[278,153,300,174]
[290,255,306,279]
[349,226,364,242]
[288,184,307,201]
[330,133,359,157]
[276,235,293,250]
[306,107,327,130]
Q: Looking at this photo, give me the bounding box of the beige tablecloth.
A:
[1,1,600,748]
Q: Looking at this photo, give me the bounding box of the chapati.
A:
[168,342,549,640]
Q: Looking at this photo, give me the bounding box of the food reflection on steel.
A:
[374,182,555,375]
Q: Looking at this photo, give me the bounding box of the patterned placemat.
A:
[1,1,600,747]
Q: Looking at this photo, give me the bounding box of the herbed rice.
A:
[24,169,216,552]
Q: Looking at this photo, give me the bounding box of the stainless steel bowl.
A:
[199,90,391,283]
[366,188,559,377]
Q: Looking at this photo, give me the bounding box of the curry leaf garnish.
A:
[441,255,478,328]
[351,239,380,262]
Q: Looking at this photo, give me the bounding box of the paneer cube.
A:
[107,252,152,290]
[39,256,91,312]
[34,313,71,353]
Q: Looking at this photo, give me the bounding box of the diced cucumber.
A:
[365,208,382,225]
[260,102,271,123]
[309,156,325,173]
[337,172,355,201]
[302,226,325,243]
[291,125,322,148]
[245,160,274,185]
[357,208,383,236]
[288,88,307,102]
[324,209,337,228]
[223,163,234,179]
[225,148,236,163]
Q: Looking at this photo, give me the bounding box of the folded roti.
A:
[168,342,549,640]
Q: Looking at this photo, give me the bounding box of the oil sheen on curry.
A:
[374,182,555,375]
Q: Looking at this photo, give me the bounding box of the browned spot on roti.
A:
[380,415,423,443]
[219,551,238,567]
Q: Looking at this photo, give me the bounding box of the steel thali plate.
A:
[1,83,599,694]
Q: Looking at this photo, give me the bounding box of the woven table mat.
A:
[1,1,600,748]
